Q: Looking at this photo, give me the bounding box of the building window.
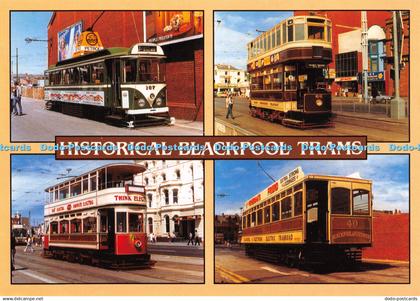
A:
[164,189,169,205]
[370,58,379,72]
[369,41,378,55]
[147,193,153,208]
[336,51,358,78]
[173,189,178,204]
[175,169,181,179]
[148,217,153,234]
[145,177,149,185]
[161,173,166,181]
[165,215,170,233]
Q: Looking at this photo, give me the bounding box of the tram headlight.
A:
[135,240,142,249]
[315,98,323,107]
[137,98,146,107]
[156,97,163,106]
[149,93,156,100]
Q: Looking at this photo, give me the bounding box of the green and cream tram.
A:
[44,43,172,127]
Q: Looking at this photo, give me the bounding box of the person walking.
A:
[11,232,16,271]
[11,85,17,116]
[24,235,34,253]
[187,231,194,245]
[225,93,234,119]
[194,229,200,246]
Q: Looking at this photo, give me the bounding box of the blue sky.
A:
[215,155,410,215]
[11,12,53,75]
[214,11,292,69]
[11,155,132,226]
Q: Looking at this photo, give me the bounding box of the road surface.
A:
[215,247,409,284]
[11,97,203,141]
[214,97,408,141]
[12,245,203,284]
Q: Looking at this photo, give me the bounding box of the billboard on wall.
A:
[146,11,203,44]
[57,21,83,62]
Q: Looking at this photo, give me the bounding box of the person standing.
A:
[225,93,234,119]
[194,229,200,246]
[11,232,16,271]
[14,82,23,116]
[11,85,17,115]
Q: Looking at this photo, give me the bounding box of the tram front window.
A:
[129,213,144,232]
[123,59,137,83]
[138,59,165,83]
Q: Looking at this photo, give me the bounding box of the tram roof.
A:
[47,43,165,70]
[44,163,145,191]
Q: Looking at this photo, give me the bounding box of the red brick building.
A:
[294,11,409,97]
[363,211,409,262]
[47,11,203,121]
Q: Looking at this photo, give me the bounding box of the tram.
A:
[44,35,172,128]
[247,16,333,128]
[241,167,372,268]
[43,163,152,268]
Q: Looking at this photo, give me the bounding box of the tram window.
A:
[250,212,256,227]
[295,23,305,40]
[294,183,303,191]
[287,188,293,195]
[308,24,325,40]
[267,34,271,51]
[82,176,89,194]
[123,59,137,83]
[80,65,91,84]
[60,220,69,234]
[247,214,251,228]
[83,217,97,233]
[263,75,272,90]
[284,66,297,91]
[257,209,263,225]
[264,206,271,224]
[129,213,144,232]
[70,219,81,233]
[331,187,351,214]
[287,24,294,42]
[50,222,58,234]
[91,63,104,84]
[116,212,127,233]
[271,31,276,48]
[327,26,331,42]
[281,197,292,219]
[276,27,281,46]
[272,72,283,90]
[294,191,303,216]
[353,190,369,215]
[98,170,105,190]
[49,191,54,203]
[282,23,287,44]
[242,216,247,229]
[90,175,97,192]
[59,186,68,200]
[251,76,263,90]
[271,202,280,222]
[71,67,80,84]
[71,181,81,197]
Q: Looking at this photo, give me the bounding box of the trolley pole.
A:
[361,11,369,103]
[15,48,19,84]
[390,11,405,119]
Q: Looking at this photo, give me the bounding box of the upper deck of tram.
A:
[247,15,332,63]
[44,163,146,215]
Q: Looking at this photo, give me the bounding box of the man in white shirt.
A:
[14,82,23,116]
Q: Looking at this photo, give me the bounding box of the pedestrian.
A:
[187,231,194,245]
[371,85,378,103]
[225,93,234,119]
[24,235,34,253]
[14,82,23,116]
[11,85,17,116]
[11,232,16,271]
[194,229,200,246]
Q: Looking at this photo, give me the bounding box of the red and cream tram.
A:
[43,163,151,268]
[241,167,373,268]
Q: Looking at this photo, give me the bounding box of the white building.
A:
[134,160,204,240]
[214,64,249,95]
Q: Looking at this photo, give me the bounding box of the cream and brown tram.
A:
[247,16,333,128]
[241,167,372,267]
[43,163,151,268]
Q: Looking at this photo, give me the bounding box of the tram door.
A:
[305,180,328,243]
[106,59,122,108]
[106,208,115,252]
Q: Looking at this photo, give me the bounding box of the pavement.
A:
[214,97,409,141]
[11,97,203,141]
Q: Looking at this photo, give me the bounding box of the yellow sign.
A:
[241,230,303,244]
[73,31,104,58]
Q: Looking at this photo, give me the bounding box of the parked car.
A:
[369,93,392,104]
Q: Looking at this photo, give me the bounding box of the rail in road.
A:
[214,97,408,141]
[12,246,203,284]
[215,248,409,284]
